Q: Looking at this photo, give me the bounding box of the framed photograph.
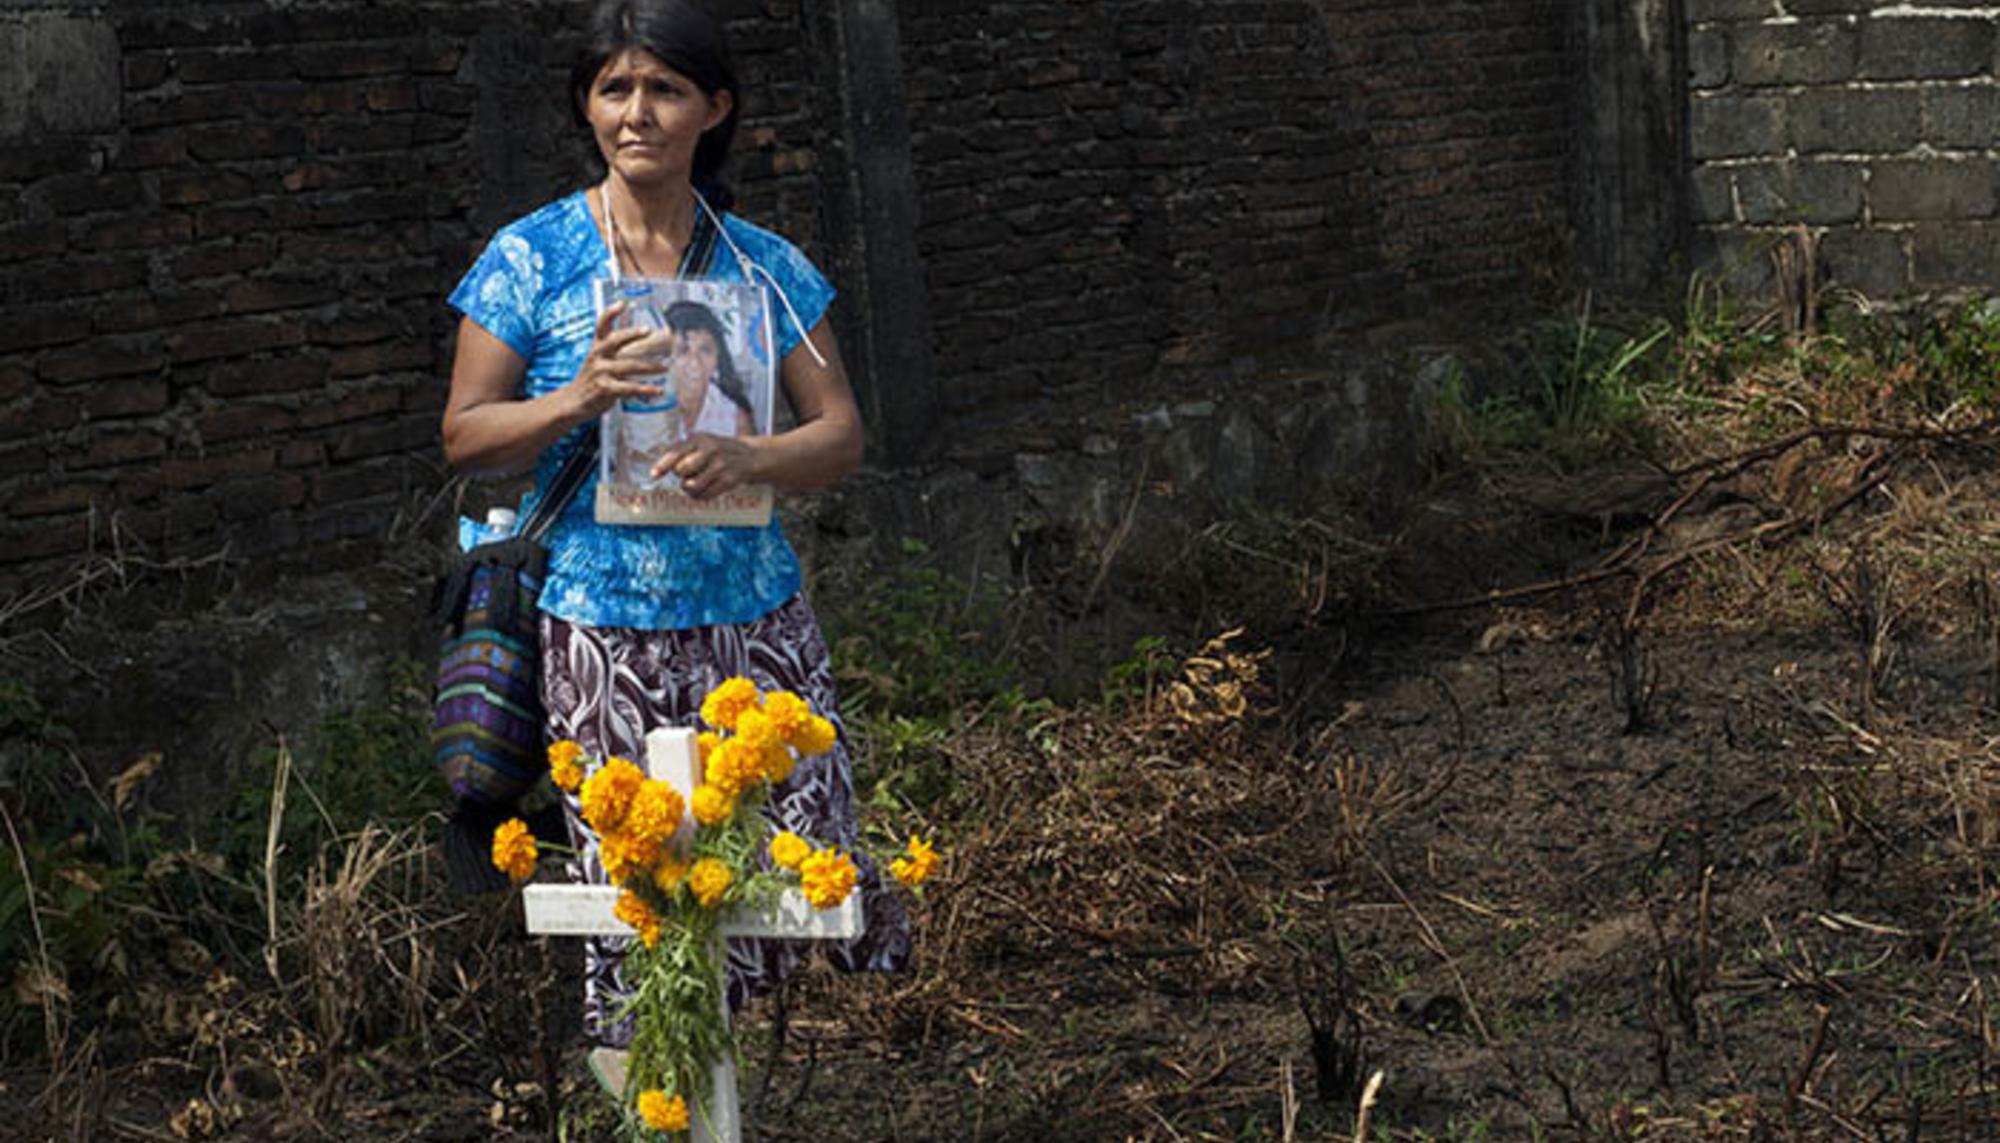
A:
[592,276,775,527]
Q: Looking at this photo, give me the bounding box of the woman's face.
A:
[582,49,732,188]
[671,328,720,401]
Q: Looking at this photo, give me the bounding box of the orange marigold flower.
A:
[688,857,732,908]
[768,830,810,871]
[653,855,690,895]
[734,707,780,754]
[598,830,664,886]
[799,847,858,910]
[890,835,939,888]
[624,780,685,844]
[706,738,763,797]
[637,1089,689,1132]
[696,730,721,768]
[703,737,739,792]
[792,714,837,758]
[691,784,734,826]
[490,818,537,882]
[579,756,645,834]
[547,740,588,793]
[762,690,813,744]
[699,677,761,733]
[760,740,796,784]
[613,890,661,949]
[728,742,768,792]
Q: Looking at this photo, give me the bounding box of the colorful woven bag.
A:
[428,437,595,810]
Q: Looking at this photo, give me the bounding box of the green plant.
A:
[853,713,955,815]
[1523,306,1671,447]
[821,538,1019,721]
[1427,299,1673,470]
[1100,633,1173,710]
[1874,298,2000,412]
[0,682,182,1062]
[0,659,461,1068]
[1677,269,1786,391]
[219,661,437,888]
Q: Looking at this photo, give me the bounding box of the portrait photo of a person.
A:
[609,297,757,488]
[608,304,681,489]
[662,298,755,441]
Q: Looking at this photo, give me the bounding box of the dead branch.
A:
[1383,414,2000,622]
[1366,853,1493,1044]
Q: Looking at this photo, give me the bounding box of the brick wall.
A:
[1,3,556,592]
[898,0,1572,435]
[0,0,1582,591]
[1329,0,1572,305]
[12,0,2000,614]
[0,1,824,594]
[1689,0,2000,296]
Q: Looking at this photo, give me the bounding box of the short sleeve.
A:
[448,229,548,359]
[724,221,834,361]
[764,241,835,361]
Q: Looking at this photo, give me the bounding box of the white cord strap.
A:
[601,184,828,368]
[694,190,830,368]
[598,184,624,283]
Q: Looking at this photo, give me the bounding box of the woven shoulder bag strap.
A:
[517,435,597,545]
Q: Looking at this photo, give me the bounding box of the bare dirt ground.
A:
[735,435,2000,1142]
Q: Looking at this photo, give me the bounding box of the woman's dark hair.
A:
[664,300,751,416]
[570,0,739,208]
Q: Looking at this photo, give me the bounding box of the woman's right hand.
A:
[561,302,671,422]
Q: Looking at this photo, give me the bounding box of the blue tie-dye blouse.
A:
[447,191,834,631]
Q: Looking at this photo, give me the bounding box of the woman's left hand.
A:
[653,433,759,499]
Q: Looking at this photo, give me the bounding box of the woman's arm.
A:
[441,307,666,478]
[654,317,863,497]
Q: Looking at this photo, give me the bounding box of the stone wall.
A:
[1689,0,2000,296]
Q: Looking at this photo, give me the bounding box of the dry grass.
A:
[2,767,564,1141]
[730,297,2000,1141]
[731,631,1428,1141]
[18,292,2000,1141]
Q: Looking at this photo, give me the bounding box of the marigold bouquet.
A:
[491,679,938,1139]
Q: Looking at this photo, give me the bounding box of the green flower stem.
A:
[614,783,800,1125]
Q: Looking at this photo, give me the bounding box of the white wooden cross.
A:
[522,726,862,1143]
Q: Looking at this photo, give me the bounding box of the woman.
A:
[440,0,909,1045]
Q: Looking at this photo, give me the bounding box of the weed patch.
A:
[818,539,1022,723]
[1430,301,1673,471]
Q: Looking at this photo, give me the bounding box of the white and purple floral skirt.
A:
[539,594,912,1046]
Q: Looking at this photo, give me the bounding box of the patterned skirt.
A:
[539,594,912,1046]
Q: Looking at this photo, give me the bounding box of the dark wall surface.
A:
[4,4,527,580]
[897,0,1574,446]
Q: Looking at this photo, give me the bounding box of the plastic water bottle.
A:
[459,506,518,552]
